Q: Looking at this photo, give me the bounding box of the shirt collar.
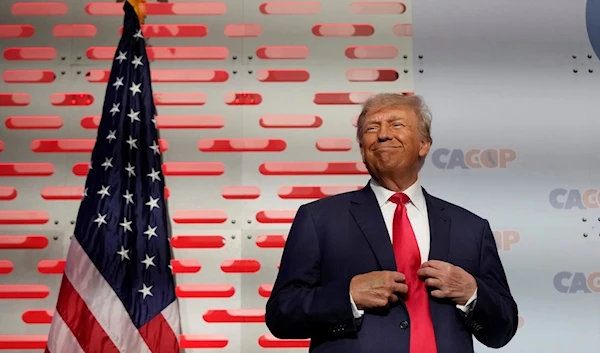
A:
[369,178,426,212]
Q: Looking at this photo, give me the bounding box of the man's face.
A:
[359,106,431,178]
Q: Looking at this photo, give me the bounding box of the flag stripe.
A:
[56,275,119,353]
[139,314,180,353]
[46,312,85,353]
[64,238,152,353]
[161,300,181,340]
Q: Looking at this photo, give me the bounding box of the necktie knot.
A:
[389,192,410,205]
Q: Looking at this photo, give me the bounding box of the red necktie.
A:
[389,193,438,353]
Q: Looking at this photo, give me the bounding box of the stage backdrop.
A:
[1,0,599,352]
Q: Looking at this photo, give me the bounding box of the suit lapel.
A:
[423,189,451,262]
[350,184,397,271]
[423,188,453,342]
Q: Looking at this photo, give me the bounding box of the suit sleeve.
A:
[464,220,519,348]
[265,204,359,339]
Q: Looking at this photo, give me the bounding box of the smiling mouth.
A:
[373,146,400,151]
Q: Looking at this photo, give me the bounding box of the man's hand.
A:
[350,271,408,309]
[417,260,477,305]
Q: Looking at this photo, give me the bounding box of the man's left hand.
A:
[416,260,477,306]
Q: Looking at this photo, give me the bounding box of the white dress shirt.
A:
[349,179,477,318]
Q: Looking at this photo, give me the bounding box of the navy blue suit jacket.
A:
[265,184,518,353]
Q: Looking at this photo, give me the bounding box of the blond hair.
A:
[356,93,432,142]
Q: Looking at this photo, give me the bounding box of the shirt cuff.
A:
[350,290,364,318]
[456,288,477,313]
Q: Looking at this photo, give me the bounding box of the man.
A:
[265,93,518,353]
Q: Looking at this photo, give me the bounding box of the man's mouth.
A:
[374,146,400,151]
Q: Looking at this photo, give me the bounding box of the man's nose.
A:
[377,125,392,141]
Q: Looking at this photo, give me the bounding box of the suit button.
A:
[399,320,409,329]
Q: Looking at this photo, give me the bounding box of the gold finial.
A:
[127,0,147,25]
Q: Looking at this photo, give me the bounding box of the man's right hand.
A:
[349,271,408,309]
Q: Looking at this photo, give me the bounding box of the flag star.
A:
[83,187,88,198]
[146,196,160,211]
[126,136,138,150]
[117,246,130,261]
[141,254,156,270]
[147,168,161,183]
[127,109,140,123]
[131,55,144,69]
[149,141,161,155]
[144,225,158,240]
[138,283,153,299]
[129,82,141,96]
[120,217,132,233]
[133,29,144,40]
[125,163,136,177]
[97,185,110,199]
[123,190,134,204]
[116,51,127,63]
[113,76,124,90]
[168,264,173,273]
[109,103,120,116]
[94,213,107,227]
[106,130,117,143]
[101,157,113,171]
[151,117,157,126]
[89,160,93,170]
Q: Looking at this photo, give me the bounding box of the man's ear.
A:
[419,138,431,158]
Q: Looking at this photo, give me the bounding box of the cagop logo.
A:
[548,188,600,209]
[492,230,520,251]
[554,271,600,293]
[430,148,516,169]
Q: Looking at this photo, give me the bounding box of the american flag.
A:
[44,1,181,352]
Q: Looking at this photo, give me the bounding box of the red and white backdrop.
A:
[1,0,599,352]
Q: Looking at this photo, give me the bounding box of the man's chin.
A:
[365,164,400,179]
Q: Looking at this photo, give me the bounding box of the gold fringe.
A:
[127,0,147,25]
